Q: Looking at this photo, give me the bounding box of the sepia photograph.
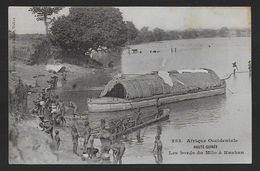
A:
[8,6,251,164]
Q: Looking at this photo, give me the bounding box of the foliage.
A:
[27,39,52,65]
[131,27,250,45]
[153,28,165,41]
[29,7,63,35]
[125,21,139,43]
[50,7,128,56]
[218,27,229,37]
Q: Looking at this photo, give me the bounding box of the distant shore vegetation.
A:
[8,7,251,67]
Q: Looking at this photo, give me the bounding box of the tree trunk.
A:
[43,15,49,36]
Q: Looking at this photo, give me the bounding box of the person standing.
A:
[111,139,126,164]
[134,108,142,126]
[58,99,66,126]
[86,134,94,158]
[71,125,79,155]
[248,60,252,72]
[232,61,238,75]
[152,135,163,164]
[54,130,61,150]
[99,119,112,155]
[69,101,78,117]
[59,99,65,116]
[83,120,91,153]
[45,120,54,139]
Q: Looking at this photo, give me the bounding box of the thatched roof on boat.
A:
[100,68,224,99]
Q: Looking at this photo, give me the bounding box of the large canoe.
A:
[91,108,170,137]
[87,69,226,112]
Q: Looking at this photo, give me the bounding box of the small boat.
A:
[87,68,226,112]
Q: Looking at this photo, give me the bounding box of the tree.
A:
[167,30,179,40]
[153,28,165,41]
[125,21,138,42]
[28,7,63,36]
[218,27,229,37]
[139,27,154,42]
[50,7,128,57]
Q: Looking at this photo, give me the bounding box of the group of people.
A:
[99,119,126,164]
[150,50,160,53]
[35,89,66,126]
[71,120,96,159]
[232,60,252,75]
[69,118,126,164]
[35,86,66,152]
[109,110,142,135]
[34,76,81,148]
[33,75,165,164]
[170,48,177,53]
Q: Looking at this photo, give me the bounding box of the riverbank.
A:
[9,116,99,164]
[10,61,120,110]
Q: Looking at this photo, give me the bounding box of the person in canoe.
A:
[134,108,142,126]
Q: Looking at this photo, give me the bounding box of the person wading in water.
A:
[232,61,238,76]
[152,135,163,164]
[111,138,126,164]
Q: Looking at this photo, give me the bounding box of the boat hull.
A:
[87,87,225,112]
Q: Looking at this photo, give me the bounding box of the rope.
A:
[222,70,250,94]
[227,87,235,94]
[223,70,249,80]
[223,72,233,80]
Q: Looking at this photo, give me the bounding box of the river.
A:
[59,37,251,164]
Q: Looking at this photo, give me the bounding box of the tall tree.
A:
[50,7,128,57]
[125,21,138,42]
[28,7,63,36]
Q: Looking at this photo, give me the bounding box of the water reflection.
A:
[166,95,226,129]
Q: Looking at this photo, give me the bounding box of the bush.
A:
[27,39,52,65]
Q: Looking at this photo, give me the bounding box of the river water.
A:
[60,37,251,164]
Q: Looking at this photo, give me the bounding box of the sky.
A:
[8,7,251,34]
